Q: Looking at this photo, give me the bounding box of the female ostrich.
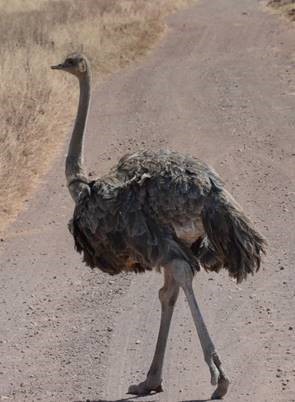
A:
[51,53,266,399]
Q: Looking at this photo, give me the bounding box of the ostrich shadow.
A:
[75,398,210,402]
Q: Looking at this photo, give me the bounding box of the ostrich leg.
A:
[128,268,179,395]
[170,259,230,399]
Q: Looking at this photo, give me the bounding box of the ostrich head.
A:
[51,53,89,78]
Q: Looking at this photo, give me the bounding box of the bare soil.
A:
[0,0,294,401]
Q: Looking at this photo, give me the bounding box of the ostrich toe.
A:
[128,380,163,396]
[211,375,230,399]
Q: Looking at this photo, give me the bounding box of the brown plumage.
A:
[69,150,265,283]
[51,53,266,399]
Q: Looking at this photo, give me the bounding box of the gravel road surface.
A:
[0,0,294,401]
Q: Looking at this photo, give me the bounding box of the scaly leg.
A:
[128,268,179,395]
[169,259,230,400]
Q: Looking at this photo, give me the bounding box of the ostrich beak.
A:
[51,63,64,70]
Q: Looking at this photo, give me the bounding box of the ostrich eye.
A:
[67,59,74,65]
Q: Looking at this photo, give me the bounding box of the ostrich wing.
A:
[69,180,150,275]
[69,154,210,275]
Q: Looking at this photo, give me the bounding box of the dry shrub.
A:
[0,0,192,232]
[268,0,295,21]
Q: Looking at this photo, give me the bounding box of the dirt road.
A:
[1,0,294,401]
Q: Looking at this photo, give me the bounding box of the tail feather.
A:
[199,181,266,283]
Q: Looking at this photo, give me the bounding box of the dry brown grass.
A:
[0,0,192,232]
[267,0,295,21]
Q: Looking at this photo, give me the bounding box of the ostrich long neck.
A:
[66,73,91,202]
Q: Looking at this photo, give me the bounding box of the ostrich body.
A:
[52,54,266,399]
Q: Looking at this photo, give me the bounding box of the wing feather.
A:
[69,150,219,274]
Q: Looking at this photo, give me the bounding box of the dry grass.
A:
[0,0,192,232]
[267,0,295,21]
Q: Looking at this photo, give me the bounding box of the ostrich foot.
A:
[208,352,229,399]
[211,374,230,400]
[128,379,163,396]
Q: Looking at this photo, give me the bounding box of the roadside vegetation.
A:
[268,0,295,21]
[0,0,191,232]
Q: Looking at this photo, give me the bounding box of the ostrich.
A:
[51,53,266,399]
